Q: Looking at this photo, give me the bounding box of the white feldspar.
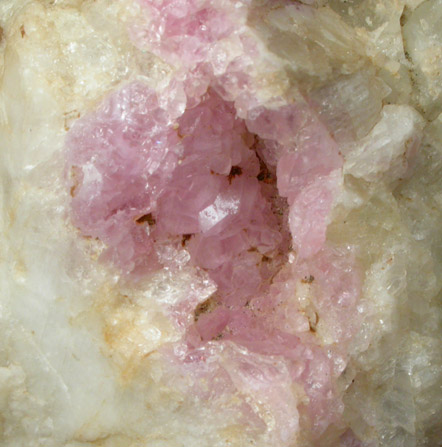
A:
[0,1,441,447]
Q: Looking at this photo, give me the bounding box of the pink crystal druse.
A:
[66,0,362,444]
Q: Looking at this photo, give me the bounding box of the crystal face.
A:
[0,1,441,447]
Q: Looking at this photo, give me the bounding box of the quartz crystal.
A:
[0,0,441,446]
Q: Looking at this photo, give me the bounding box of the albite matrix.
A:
[0,1,441,447]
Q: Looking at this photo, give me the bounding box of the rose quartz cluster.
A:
[66,0,362,443]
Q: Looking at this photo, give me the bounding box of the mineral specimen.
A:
[0,0,441,446]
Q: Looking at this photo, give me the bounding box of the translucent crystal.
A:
[0,0,440,446]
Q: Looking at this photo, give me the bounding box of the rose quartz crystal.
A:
[66,0,362,444]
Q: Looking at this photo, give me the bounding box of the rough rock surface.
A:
[0,1,441,446]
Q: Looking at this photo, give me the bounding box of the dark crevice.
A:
[135,213,156,226]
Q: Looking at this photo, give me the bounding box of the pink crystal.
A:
[65,0,364,443]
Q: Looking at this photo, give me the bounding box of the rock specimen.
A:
[0,0,440,446]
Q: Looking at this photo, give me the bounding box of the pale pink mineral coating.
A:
[66,0,363,444]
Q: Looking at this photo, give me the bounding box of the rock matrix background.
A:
[0,1,440,446]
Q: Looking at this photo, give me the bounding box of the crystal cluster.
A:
[0,0,441,446]
[65,1,366,442]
